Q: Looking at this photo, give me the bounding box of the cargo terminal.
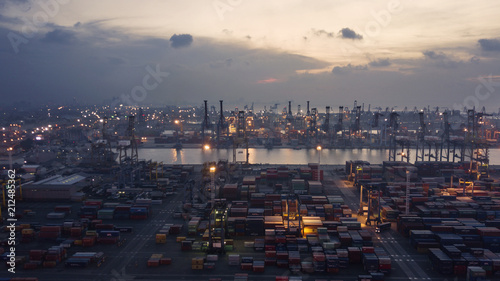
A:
[1,104,500,281]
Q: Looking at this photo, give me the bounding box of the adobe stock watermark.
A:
[111,64,169,109]
[339,0,405,60]
[7,0,71,54]
[110,268,135,281]
[212,0,244,20]
[453,74,500,111]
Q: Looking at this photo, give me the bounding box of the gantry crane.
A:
[233,111,249,164]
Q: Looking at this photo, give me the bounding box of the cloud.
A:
[422,50,460,69]
[332,64,367,75]
[478,38,500,52]
[470,56,480,64]
[0,21,331,106]
[257,78,279,84]
[465,75,500,83]
[369,58,391,67]
[209,58,233,69]
[41,29,77,44]
[312,29,334,38]
[169,34,193,48]
[0,0,31,12]
[339,28,362,40]
[0,13,21,24]
[423,50,447,60]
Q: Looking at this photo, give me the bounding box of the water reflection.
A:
[137,148,500,165]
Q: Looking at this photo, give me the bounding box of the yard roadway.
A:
[327,172,437,281]
[96,190,186,280]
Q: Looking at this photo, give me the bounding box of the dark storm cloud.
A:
[332,64,367,75]
[312,29,334,38]
[478,38,500,52]
[339,28,362,40]
[41,29,77,44]
[169,34,193,48]
[369,58,391,67]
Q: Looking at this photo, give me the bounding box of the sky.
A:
[1,0,500,112]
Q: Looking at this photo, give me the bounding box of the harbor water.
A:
[138,147,500,165]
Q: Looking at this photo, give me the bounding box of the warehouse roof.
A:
[33,174,86,185]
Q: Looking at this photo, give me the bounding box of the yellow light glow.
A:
[316,145,322,151]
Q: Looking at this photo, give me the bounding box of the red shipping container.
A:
[362,246,375,253]
[276,252,288,260]
[160,258,172,265]
[240,263,253,270]
[379,264,392,270]
[253,265,265,272]
[40,226,61,233]
[265,251,276,258]
[265,245,275,251]
[264,258,276,266]
[23,262,38,270]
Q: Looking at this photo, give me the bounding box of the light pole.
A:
[316,145,322,181]
[210,166,216,205]
[405,170,410,215]
[7,147,13,170]
[174,120,179,139]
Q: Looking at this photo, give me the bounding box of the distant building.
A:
[0,155,25,170]
[23,174,88,201]
[21,164,46,175]
[25,151,57,164]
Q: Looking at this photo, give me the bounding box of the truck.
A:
[375,222,391,233]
